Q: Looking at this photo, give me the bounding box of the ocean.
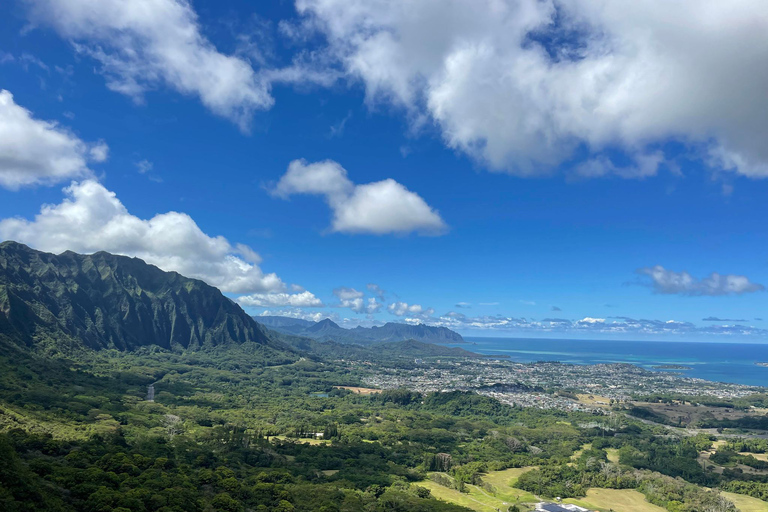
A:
[460,337,768,388]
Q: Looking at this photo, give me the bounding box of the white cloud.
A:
[0,180,287,294]
[333,286,364,301]
[273,159,446,235]
[366,283,385,298]
[578,317,605,324]
[576,152,664,179]
[424,312,768,338]
[637,265,764,296]
[257,309,333,323]
[388,301,435,319]
[237,291,323,308]
[296,0,768,177]
[332,286,380,314]
[0,90,106,189]
[364,297,382,314]
[25,0,274,129]
[136,160,153,174]
[88,141,109,162]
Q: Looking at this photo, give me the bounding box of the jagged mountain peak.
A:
[0,242,289,355]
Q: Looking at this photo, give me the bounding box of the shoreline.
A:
[436,337,768,388]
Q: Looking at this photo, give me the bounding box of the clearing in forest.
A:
[420,468,537,512]
[564,489,666,512]
[333,386,382,394]
[721,491,768,512]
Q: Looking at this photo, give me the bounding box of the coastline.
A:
[440,336,768,387]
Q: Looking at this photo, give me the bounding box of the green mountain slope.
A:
[0,241,287,355]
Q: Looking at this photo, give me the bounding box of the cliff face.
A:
[0,241,277,353]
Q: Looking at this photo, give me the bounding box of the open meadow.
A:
[565,489,667,512]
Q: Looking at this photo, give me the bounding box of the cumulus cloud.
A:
[333,287,364,301]
[0,180,288,294]
[272,159,446,235]
[424,312,768,338]
[455,302,472,308]
[387,301,435,319]
[237,291,323,308]
[332,287,381,314]
[256,309,334,323]
[295,0,768,177]
[0,90,106,189]
[637,265,764,296]
[25,0,274,129]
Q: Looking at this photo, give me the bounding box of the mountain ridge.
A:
[257,315,465,345]
[0,241,289,355]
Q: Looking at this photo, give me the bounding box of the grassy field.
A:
[332,386,382,395]
[565,489,666,512]
[420,468,537,512]
[571,443,591,461]
[605,448,620,463]
[741,452,768,462]
[577,394,611,408]
[722,492,768,512]
[419,481,519,512]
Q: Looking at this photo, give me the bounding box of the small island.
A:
[652,364,692,370]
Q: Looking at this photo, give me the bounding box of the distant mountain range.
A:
[0,241,285,355]
[257,315,465,344]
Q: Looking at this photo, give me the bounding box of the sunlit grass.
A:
[565,489,666,512]
[420,468,538,512]
[722,491,768,512]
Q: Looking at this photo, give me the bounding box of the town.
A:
[358,357,763,412]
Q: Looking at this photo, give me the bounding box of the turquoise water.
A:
[462,337,768,387]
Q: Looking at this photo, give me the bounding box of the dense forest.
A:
[3,336,767,512]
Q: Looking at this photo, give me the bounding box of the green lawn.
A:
[565,489,666,512]
[722,491,768,512]
[420,468,538,512]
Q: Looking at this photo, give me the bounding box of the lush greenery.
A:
[2,245,767,512]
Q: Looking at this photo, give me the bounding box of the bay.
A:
[460,337,768,387]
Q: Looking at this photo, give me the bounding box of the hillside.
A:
[0,241,289,355]
[258,315,465,344]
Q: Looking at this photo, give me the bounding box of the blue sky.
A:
[1,0,767,340]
